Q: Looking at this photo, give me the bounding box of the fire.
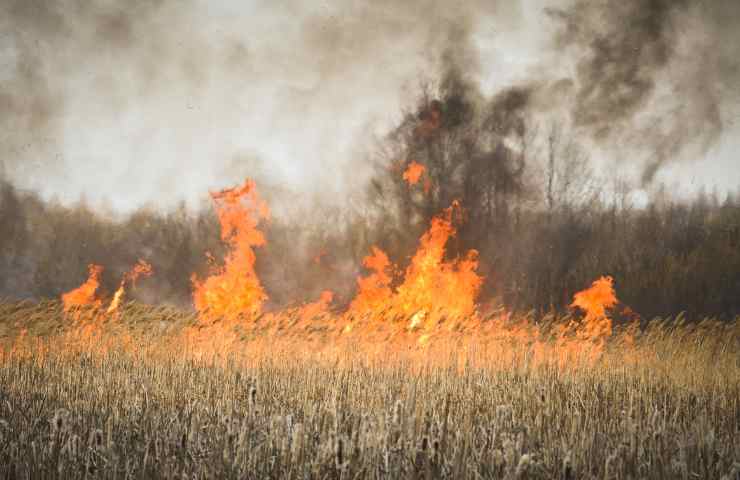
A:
[571,275,617,337]
[395,202,481,319]
[191,179,270,322]
[350,201,483,329]
[106,260,153,315]
[45,178,635,369]
[349,246,393,314]
[567,276,618,361]
[62,264,103,312]
[300,290,334,322]
[402,161,425,186]
[127,259,153,286]
[107,288,124,316]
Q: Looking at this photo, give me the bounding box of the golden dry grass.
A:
[0,301,739,479]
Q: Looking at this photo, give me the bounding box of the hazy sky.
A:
[1,0,738,214]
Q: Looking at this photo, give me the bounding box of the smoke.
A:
[0,0,526,213]
[0,0,527,304]
[1,0,173,175]
[0,0,738,211]
[547,0,740,184]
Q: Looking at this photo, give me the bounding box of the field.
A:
[3,0,740,478]
[1,301,738,479]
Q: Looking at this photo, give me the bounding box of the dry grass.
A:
[0,301,739,479]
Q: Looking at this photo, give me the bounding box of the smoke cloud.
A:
[547,0,740,184]
[0,0,524,212]
[0,0,738,211]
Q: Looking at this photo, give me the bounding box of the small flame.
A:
[314,249,327,265]
[106,260,153,315]
[62,264,103,313]
[192,179,270,322]
[403,161,425,186]
[128,259,153,286]
[300,290,334,322]
[569,276,618,360]
[571,276,617,328]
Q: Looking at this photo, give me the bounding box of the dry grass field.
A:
[0,301,738,479]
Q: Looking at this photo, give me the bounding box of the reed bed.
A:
[0,301,738,479]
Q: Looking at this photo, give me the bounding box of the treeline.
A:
[1,175,738,320]
[0,179,369,310]
[359,70,740,320]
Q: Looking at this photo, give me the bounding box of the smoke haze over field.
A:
[0,0,739,213]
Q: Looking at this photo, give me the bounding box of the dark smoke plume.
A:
[547,0,740,184]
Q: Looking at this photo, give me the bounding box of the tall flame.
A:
[62,264,103,313]
[396,202,481,319]
[106,260,153,315]
[191,179,270,321]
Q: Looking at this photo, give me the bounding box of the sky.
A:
[1,0,738,214]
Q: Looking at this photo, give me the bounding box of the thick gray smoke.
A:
[0,0,522,213]
[547,0,740,184]
[1,0,172,176]
[0,0,737,210]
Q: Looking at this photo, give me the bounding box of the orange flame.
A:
[62,264,103,313]
[396,202,481,319]
[350,202,483,329]
[191,179,270,322]
[568,276,618,360]
[45,178,634,369]
[300,290,334,322]
[402,161,425,186]
[571,276,617,333]
[106,260,153,315]
[349,247,393,314]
